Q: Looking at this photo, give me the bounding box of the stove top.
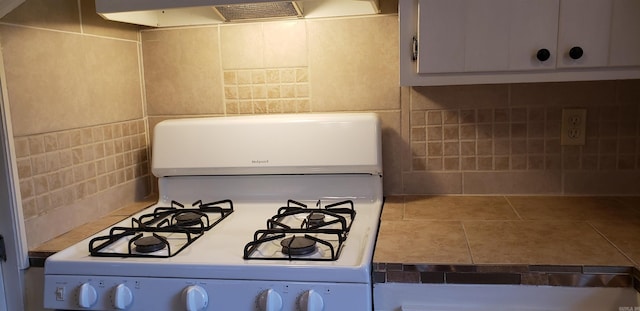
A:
[47,174,382,281]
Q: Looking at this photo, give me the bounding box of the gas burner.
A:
[174,211,203,227]
[133,235,167,253]
[271,199,356,232]
[306,212,326,227]
[280,236,317,256]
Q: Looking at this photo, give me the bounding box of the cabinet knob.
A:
[536,48,551,62]
[569,46,583,60]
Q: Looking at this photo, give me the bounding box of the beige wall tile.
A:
[564,171,640,195]
[142,27,224,115]
[1,25,143,136]
[616,79,640,105]
[220,23,263,69]
[0,0,80,32]
[379,111,403,194]
[1,25,77,134]
[263,20,307,68]
[79,0,139,41]
[402,172,462,194]
[463,171,561,194]
[308,15,399,111]
[82,35,143,119]
[411,84,509,110]
[510,81,617,107]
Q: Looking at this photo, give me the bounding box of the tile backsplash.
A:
[403,81,640,194]
[409,105,639,172]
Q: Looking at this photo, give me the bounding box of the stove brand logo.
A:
[251,160,269,164]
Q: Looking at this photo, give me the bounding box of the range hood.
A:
[95,0,380,27]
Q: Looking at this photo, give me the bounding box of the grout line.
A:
[401,196,406,220]
[77,0,84,34]
[0,22,139,43]
[503,196,523,220]
[460,221,475,264]
[587,221,638,267]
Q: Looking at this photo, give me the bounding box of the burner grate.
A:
[243,199,355,261]
[88,225,200,258]
[243,228,345,261]
[88,199,233,258]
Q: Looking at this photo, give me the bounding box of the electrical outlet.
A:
[561,108,587,145]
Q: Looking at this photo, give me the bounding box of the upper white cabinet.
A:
[557,0,611,68]
[609,0,640,66]
[400,0,640,86]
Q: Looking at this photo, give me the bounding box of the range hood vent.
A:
[96,0,379,27]
[214,2,302,21]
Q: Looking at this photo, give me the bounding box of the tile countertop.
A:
[28,200,156,265]
[373,196,640,290]
[29,195,640,291]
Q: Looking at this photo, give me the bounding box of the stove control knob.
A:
[298,290,324,311]
[112,283,133,309]
[182,285,208,311]
[258,289,283,311]
[77,282,98,308]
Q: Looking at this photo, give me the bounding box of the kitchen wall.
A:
[141,15,640,196]
[0,0,152,248]
[1,0,639,249]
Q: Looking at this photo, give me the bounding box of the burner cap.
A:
[174,212,202,226]
[306,212,325,226]
[134,236,166,253]
[280,236,317,256]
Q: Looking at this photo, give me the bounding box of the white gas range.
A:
[43,113,384,311]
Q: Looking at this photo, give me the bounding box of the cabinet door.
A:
[418,0,558,73]
[508,0,559,70]
[417,0,466,73]
[464,0,510,72]
[557,0,612,68]
[609,0,640,66]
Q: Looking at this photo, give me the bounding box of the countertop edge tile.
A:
[373,262,640,293]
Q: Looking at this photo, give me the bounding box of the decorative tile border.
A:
[373,263,640,291]
[223,68,311,115]
[14,120,151,222]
